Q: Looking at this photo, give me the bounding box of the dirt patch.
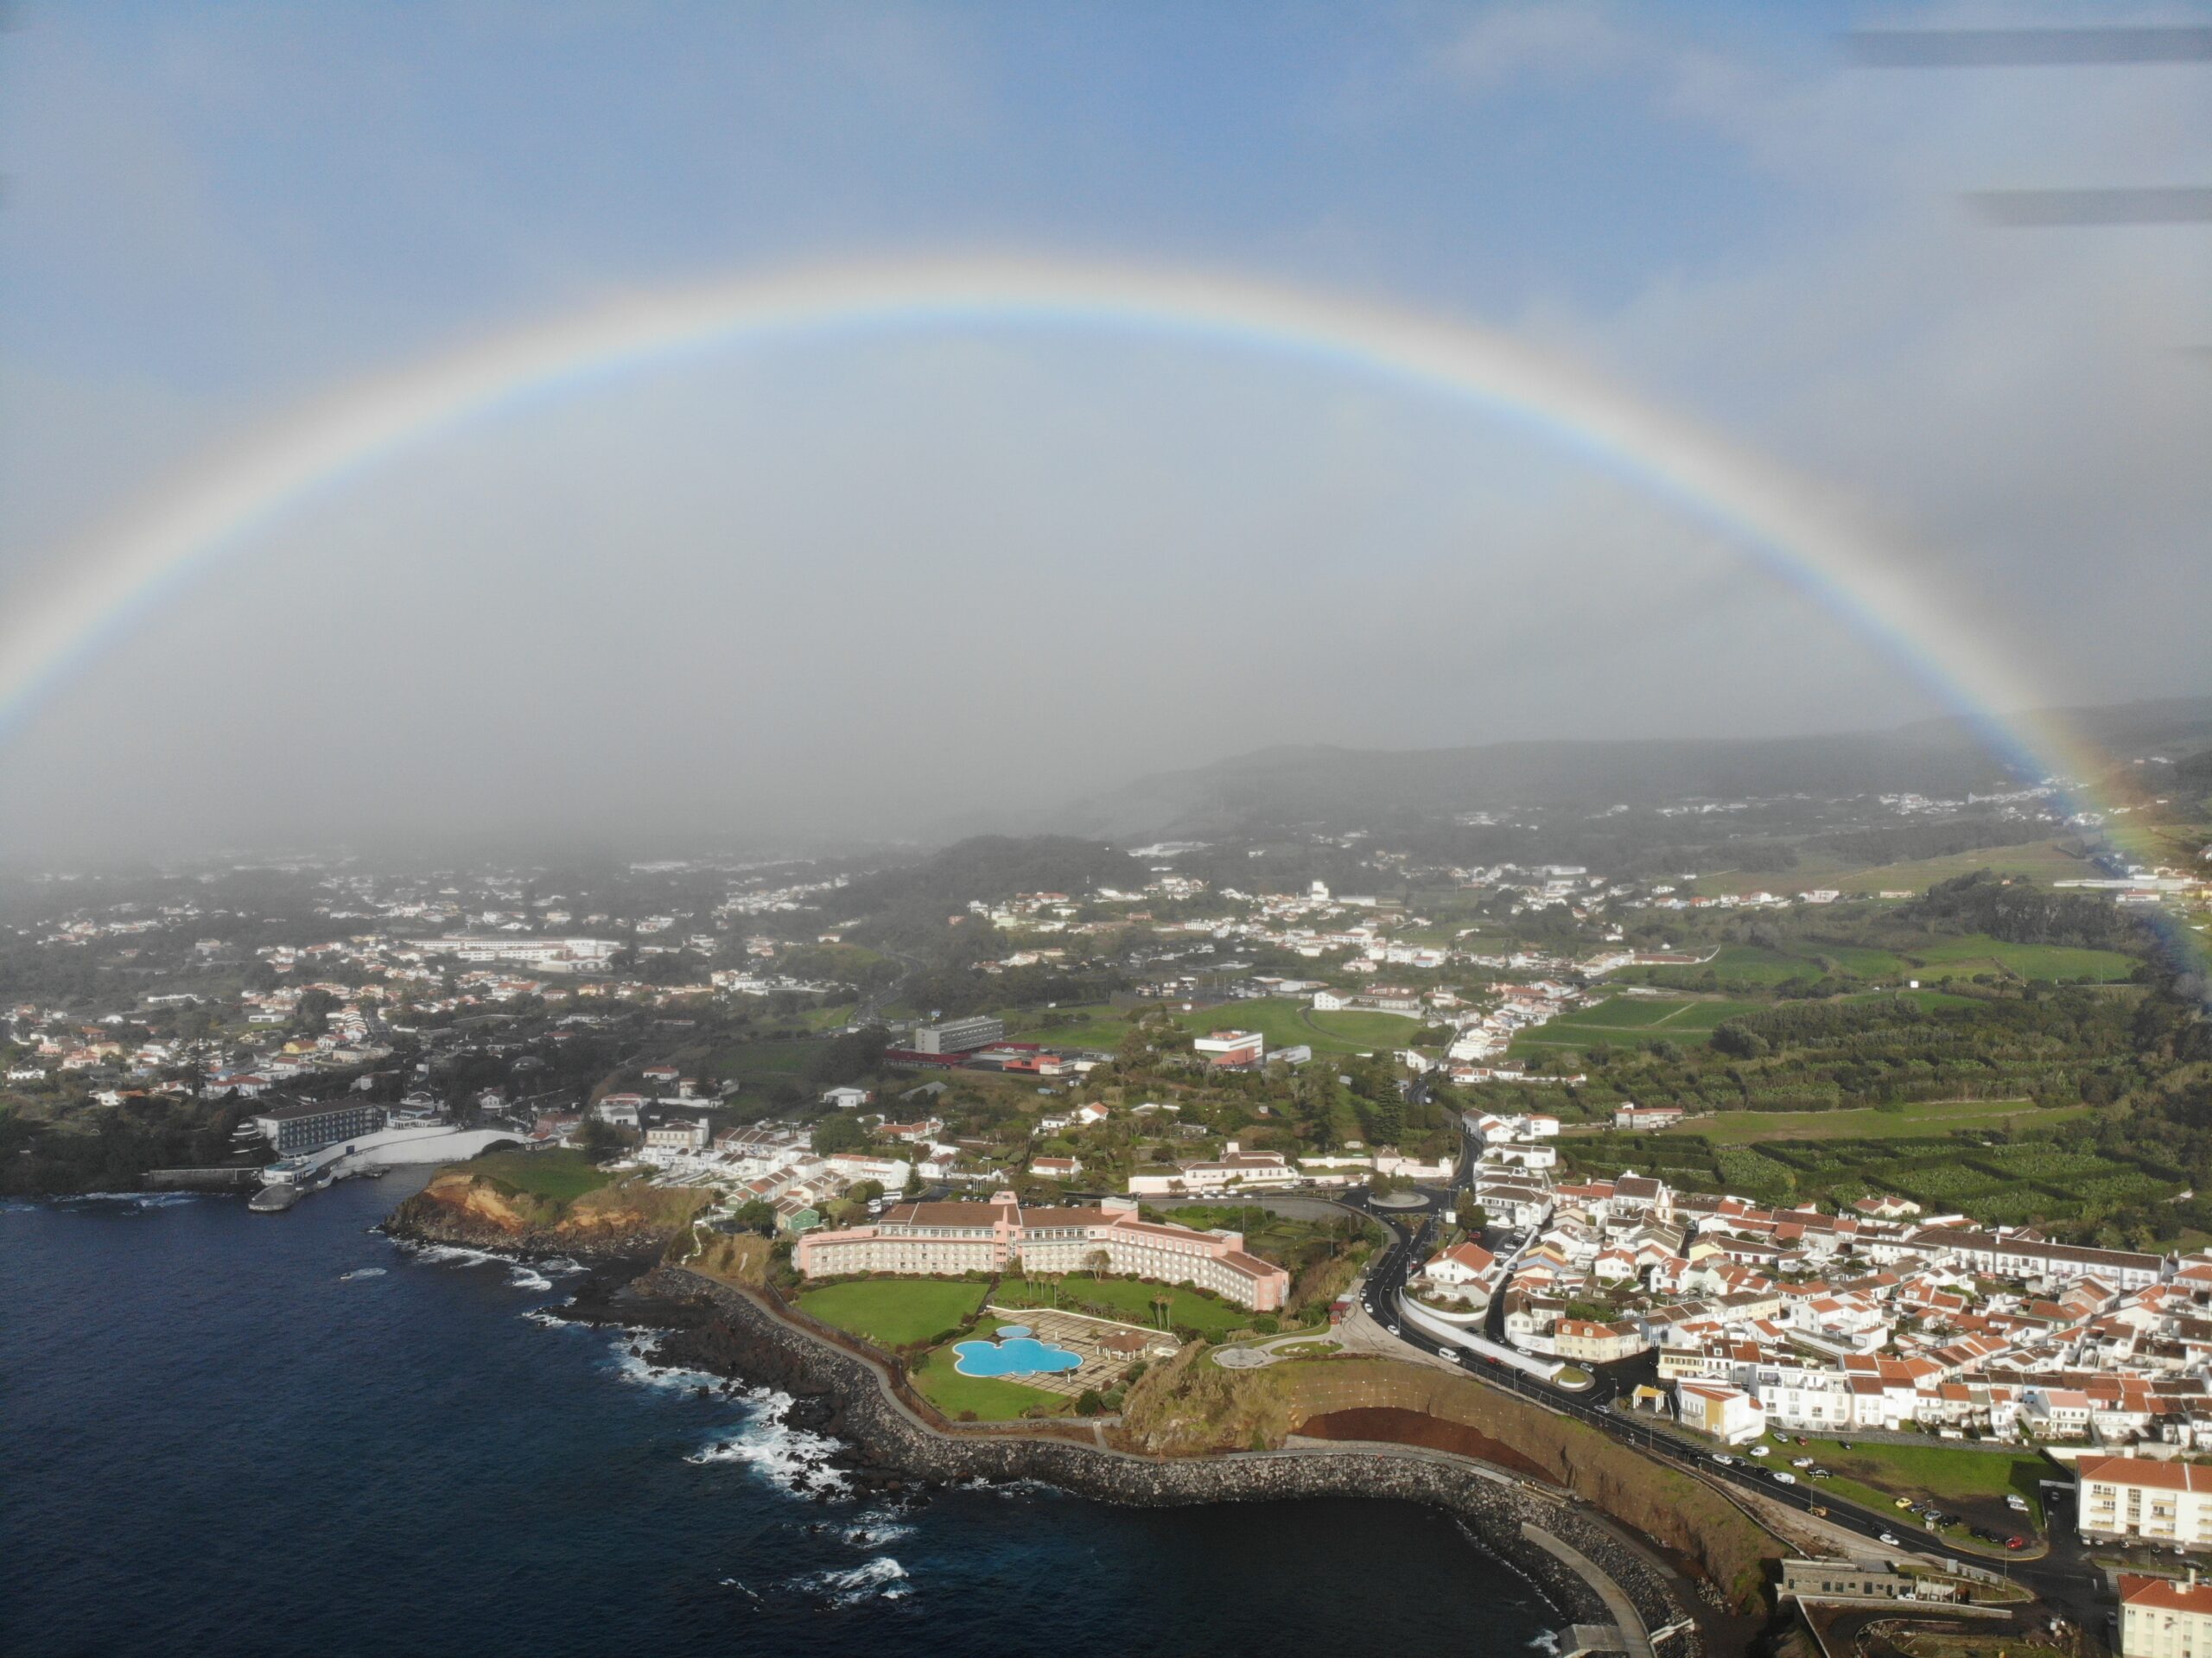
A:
[1299,1406,1551,1482]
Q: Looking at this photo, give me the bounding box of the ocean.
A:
[3,1171,1558,1656]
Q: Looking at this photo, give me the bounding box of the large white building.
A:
[2122,1574,2212,1658]
[795,1192,1290,1311]
[2080,1458,2212,1550]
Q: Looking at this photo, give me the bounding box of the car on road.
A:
[1878,1532,1899,1547]
[1711,1454,1735,1466]
[1773,1472,1797,1485]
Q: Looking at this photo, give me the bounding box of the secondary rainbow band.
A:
[0,252,2107,802]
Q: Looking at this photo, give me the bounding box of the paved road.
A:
[1335,1194,2106,1630]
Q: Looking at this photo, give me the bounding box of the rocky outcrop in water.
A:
[385,1169,703,1261]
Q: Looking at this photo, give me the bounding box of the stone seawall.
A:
[639,1267,1700,1653]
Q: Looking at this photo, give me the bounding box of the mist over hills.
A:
[1034,696,2212,843]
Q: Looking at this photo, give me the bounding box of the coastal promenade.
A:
[640,1265,1703,1650]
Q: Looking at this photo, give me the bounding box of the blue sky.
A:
[0,2,2206,851]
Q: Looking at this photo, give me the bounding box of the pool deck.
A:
[978,1304,1180,1399]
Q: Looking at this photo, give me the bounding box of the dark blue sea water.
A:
[3,1172,1557,1657]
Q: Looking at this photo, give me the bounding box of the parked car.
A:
[2006,1495,2031,1512]
[1750,1445,1770,1458]
[1894,1497,1913,1509]
[2006,1536,2026,1550]
[1791,1458,1815,1469]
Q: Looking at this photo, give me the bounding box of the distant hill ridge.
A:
[1043,696,2212,842]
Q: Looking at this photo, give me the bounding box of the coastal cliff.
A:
[627,1266,1721,1646]
[386,1162,706,1261]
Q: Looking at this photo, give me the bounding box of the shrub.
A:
[1075,1389,1105,1416]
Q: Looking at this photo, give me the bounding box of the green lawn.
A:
[1645,1098,2088,1145]
[1768,1432,2048,1529]
[463,1148,611,1204]
[796,1278,988,1347]
[1171,997,1417,1057]
[908,1334,1064,1420]
[720,1038,835,1082]
[995,1272,1250,1337]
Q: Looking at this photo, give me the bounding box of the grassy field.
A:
[1003,1004,1135,1051]
[1904,934,2137,984]
[1645,1097,2088,1146]
[908,1331,1063,1420]
[1171,997,1418,1057]
[1510,996,1762,1051]
[995,1272,1250,1337]
[1692,839,2093,899]
[717,1037,835,1083]
[462,1149,611,1204]
[796,1278,988,1347]
[1764,1432,2049,1528]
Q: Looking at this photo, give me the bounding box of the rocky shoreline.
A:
[585,1264,1705,1655]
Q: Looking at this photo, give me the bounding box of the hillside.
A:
[1046,697,2212,841]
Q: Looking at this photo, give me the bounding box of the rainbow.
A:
[0,253,2105,789]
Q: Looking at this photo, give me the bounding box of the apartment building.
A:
[2121,1574,2212,1658]
[2079,1458,2212,1550]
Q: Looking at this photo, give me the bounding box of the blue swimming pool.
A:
[952,1335,1083,1377]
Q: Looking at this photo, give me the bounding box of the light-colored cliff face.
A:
[391,1168,707,1257]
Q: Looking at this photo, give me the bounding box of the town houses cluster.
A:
[1408,1110,2212,1451]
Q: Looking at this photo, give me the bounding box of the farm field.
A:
[1510,996,1762,1051]
[795,1278,989,1348]
[1643,1097,2084,1145]
[1567,1118,2164,1224]
[1171,997,1418,1057]
[1903,935,2137,984]
[717,1036,835,1083]
[1691,839,2093,899]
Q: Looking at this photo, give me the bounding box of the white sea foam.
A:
[791,1557,909,1605]
[520,1307,588,1331]
[506,1266,554,1292]
[66,1191,200,1208]
[608,1341,721,1394]
[840,1510,916,1549]
[399,1242,499,1268]
[338,1267,387,1281]
[683,1392,851,1497]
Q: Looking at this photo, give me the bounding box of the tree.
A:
[577,1115,623,1162]
[1454,1193,1487,1232]
[732,1198,777,1234]
[810,1114,869,1156]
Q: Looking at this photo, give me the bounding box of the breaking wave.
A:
[788,1557,909,1606]
[683,1391,851,1498]
[338,1267,387,1281]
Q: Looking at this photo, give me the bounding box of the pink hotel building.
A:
[795,1192,1290,1312]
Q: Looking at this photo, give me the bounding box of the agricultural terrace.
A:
[1643,1097,2089,1146]
[1563,1128,2180,1230]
